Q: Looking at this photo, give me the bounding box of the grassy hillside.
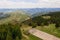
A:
[0,10,30,24]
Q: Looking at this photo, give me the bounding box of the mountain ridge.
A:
[0,8,60,14]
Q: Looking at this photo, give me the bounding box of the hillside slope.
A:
[0,10,30,24]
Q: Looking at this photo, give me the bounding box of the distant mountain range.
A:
[0,8,60,15]
[0,8,60,18]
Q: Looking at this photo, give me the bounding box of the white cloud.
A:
[0,0,37,8]
[0,0,60,8]
[37,0,60,8]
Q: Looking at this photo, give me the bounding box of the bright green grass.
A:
[36,24,60,38]
[29,34,42,40]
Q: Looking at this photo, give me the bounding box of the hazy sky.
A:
[0,0,60,8]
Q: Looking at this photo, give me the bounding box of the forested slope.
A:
[23,11,60,28]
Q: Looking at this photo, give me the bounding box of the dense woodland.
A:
[0,22,22,40]
[23,11,60,28]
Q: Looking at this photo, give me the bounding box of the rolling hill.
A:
[0,10,30,24]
